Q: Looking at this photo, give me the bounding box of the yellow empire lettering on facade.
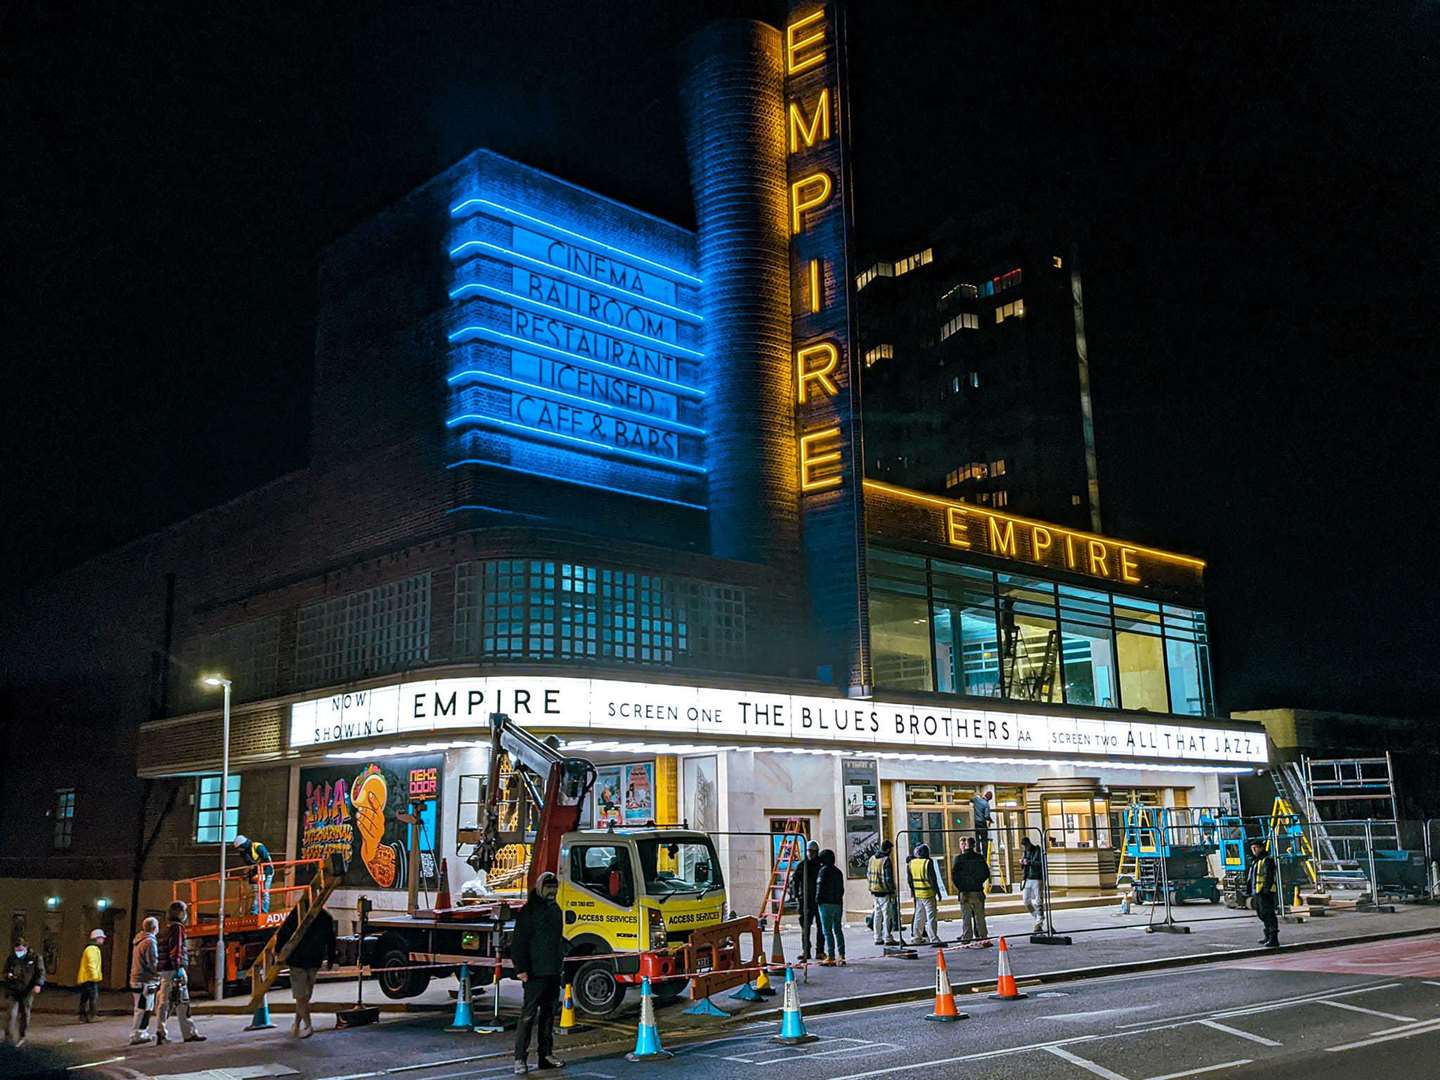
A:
[946,506,971,548]
[788,88,832,153]
[987,516,1017,557]
[786,9,827,74]
[799,426,843,491]
[796,342,840,402]
[806,258,822,313]
[790,172,833,234]
[1031,526,1053,560]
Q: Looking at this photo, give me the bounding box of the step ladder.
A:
[758,819,807,931]
[247,852,346,1009]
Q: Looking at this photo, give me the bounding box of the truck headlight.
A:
[647,907,667,949]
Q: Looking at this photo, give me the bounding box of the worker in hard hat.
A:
[232,835,274,914]
[76,929,105,1022]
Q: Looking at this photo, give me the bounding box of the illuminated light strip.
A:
[446,414,707,475]
[447,325,704,400]
[448,197,702,287]
[558,739,1256,774]
[448,284,704,360]
[863,478,1207,568]
[443,503,550,520]
[447,458,707,512]
[447,371,705,436]
[447,239,702,323]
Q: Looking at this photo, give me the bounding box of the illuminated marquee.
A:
[445,181,707,509]
[288,675,1268,768]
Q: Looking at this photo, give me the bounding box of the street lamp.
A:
[202,674,232,1001]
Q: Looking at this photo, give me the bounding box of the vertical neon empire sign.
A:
[783,3,871,687]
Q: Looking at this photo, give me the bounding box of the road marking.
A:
[1198,1019,1281,1046]
[1044,1044,1131,1080]
[1118,981,1399,1027]
[1318,998,1417,1022]
[1143,1062,1252,1080]
[1051,1006,1158,1021]
[67,1058,127,1072]
[316,1075,383,1080]
[1425,981,1440,988]
[828,1034,1102,1080]
[1325,1017,1440,1052]
[388,1054,505,1073]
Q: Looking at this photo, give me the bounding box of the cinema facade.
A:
[124,5,1266,923]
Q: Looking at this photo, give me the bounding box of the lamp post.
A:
[203,675,232,1001]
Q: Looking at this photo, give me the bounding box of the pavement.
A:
[6,900,1440,1079]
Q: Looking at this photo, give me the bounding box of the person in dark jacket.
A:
[155,901,204,1045]
[815,849,847,966]
[1020,837,1046,933]
[511,871,566,1075]
[1247,839,1280,948]
[4,937,45,1047]
[787,841,823,961]
[951,837,992,946]
[278,907,337,1038]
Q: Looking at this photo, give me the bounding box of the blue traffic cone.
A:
[626,977,674,1061]
[729,977,765,1003]
[446,964,476,1031]
[244,989,277,1031]
[683,988,732,1017]
[772,966,818,1045]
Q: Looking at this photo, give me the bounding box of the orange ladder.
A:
[247,853,346,1010]
[758,819,807,930]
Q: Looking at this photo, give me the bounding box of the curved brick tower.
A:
[681,20,799,568]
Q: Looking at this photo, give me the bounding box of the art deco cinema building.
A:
[0,6,1265,986]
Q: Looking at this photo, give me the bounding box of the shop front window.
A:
[869,550,933,691]
[1044,796,1112,849]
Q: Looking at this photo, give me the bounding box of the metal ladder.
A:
[247,853,346,1010]
[758,819,806,930]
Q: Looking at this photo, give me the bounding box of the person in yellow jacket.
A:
[907,843,943,945]
[76,929,105,1023]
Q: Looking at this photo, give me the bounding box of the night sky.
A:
[3,3,1436,717]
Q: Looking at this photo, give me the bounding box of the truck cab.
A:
[557,827,726,1014]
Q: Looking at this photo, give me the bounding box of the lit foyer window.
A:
[864,343,894,367]
[995,298,1025,324]
[939,312,979,341]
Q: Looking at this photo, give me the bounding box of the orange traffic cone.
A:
[436,858,452,910]
[924,948,967,1022]
[988,936,1028,1000]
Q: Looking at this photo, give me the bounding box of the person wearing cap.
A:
[510,871,566,1075]
[1248,839,1280,948]
[76,928,106,1022]
[866,840,899,946]
[907,843,942,945]
[232,835,275,915]
[786,840,823,961]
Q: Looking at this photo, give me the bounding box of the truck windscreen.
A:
[634,837,724,896]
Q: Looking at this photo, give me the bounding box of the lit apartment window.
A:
[195,775,242,844]
[945,468,961,488]
[976,268,1023,298]
[976,492,991,505]
[894,247,934,277]
[855,261,895,291]
[990,458,1007,477]
[53,788,75,850]
[1052,255,1064,269]
[950,376,961,393]
[993,490,1009,508]
[995,298,1025,324]
[969,371,981,389]
[940,282,979,305]
[1072,494,1083,506]
[864,344,894,367]
[939,312,979,341]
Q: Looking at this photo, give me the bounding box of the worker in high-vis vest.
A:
[907,843,943,945]
[233,835,275,914]
[1247,839,1279,948]
[867,840,899,946]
